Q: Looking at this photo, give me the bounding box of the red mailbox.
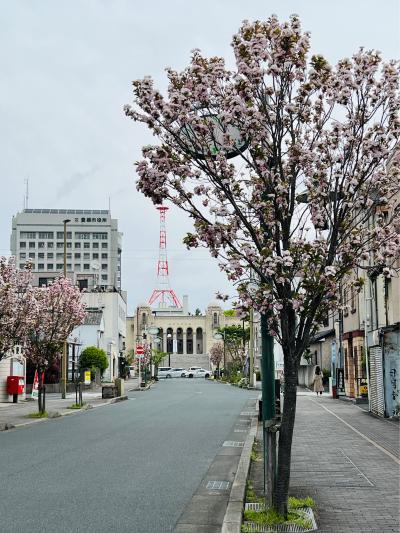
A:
[7,376,25,395]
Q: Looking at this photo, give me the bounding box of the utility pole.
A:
[61,219,70,399]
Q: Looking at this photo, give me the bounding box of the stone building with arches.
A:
[126,297,245,369]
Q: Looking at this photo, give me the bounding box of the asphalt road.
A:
[0,379,255,533]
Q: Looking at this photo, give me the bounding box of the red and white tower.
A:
[148,206,182,308]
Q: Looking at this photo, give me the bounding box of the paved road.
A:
[0,379,254,533]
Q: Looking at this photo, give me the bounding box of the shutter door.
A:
[369,346,385,417]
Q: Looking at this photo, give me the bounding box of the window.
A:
[38,242,45,248]
[57,242,64,249]
[83,264,89,270]
[56,264,63,269]
[29,252,35,259]
[56,253,64,259]
[84,253,90,260]
[92,242,99,249]
[38,253,44,259]
[350,286,356,313]
[20,252,26,259]
[20,232,36,239]
[102,243,107,249]
[20,242,26,248]
[47,253,53,259]
[101,274,108,281]
[75,232,90,240]
[38,264,44,270]
[92,232,107,240]
[67,253,72,259]
[56,231,72,239]
[101,264,107,270]
[47,242,54,249]
[74,264,81,271]
[38,232,54,239]
[67,263,71,269]
[19,263,25,269]
[101,253,108,259]
[84,242,90,249]
[92,253,99,259]
[29,242,35,249]
[75,253,81,259]
[47,264,54,270]
[75,242,81,249]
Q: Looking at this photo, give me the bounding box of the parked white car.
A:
[182,368,211,379]
[166,368,186,378]
[157,367,172,378]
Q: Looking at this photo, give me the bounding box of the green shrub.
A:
[79,346,109,376]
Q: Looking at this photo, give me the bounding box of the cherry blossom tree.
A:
[26,277,86,413]
[209,342,223,375]
[126,15,400,514]
[0,257,34,361]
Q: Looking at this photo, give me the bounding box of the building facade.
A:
[10,208,122,290]
[126,298,245,370]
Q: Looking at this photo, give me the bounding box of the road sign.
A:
[136,345,144,355]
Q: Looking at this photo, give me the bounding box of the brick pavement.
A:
[248,391,399,533]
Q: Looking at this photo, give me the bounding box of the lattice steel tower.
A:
[148,206,182,308]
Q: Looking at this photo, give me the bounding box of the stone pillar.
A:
[183,331,187,355]
[173,331,177,354]
[163,331,167,352]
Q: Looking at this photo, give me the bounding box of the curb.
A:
[0,395,129,431]
[221,415,258,533]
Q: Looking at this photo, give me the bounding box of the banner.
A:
[31,371,39,400]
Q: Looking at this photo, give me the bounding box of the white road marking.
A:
[310,399,400,465]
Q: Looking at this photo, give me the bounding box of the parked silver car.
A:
[157,367,172,378]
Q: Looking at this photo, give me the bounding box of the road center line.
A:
[309,399,400,465]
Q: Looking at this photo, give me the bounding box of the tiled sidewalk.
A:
[249,392,399,533]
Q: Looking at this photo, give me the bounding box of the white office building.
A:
[10,208,122,290]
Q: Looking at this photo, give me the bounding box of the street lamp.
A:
[167,333,172,366]
[61,218,70,399]
[148,327,159,378]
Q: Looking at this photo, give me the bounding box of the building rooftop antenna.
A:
[148,206,182,308]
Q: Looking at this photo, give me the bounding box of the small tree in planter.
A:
[152,349,168,378]
[26,277,86,413]
[210,342,224,377]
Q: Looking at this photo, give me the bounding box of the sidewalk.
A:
[0,380,136,430]
[248,391,399,533]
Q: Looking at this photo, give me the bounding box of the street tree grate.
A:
[244,503,317,532]
[206,480,230,491]
[223,440,244,447]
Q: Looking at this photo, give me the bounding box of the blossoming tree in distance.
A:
[0,257,34,361]
[126,15,400,514]
[26,277,86,413]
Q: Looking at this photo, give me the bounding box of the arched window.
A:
[166,328,173,353]
[141,312,147,326]
[213,312,219,328]
[186,328,193,354]
[196,328,203,354]
[177,328,183,354]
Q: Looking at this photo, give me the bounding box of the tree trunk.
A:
[275,356,299,517]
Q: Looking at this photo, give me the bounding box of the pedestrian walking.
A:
[313,366,324,395]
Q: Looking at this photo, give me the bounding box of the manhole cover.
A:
[223,440,244,447]
[206,480,230,490]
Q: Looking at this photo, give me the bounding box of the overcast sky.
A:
[1,0,399,314]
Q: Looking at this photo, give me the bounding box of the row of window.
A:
[20,231,108,240]
[19,263,109,279]
[19,241,108,250]
[20,252,108,260]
